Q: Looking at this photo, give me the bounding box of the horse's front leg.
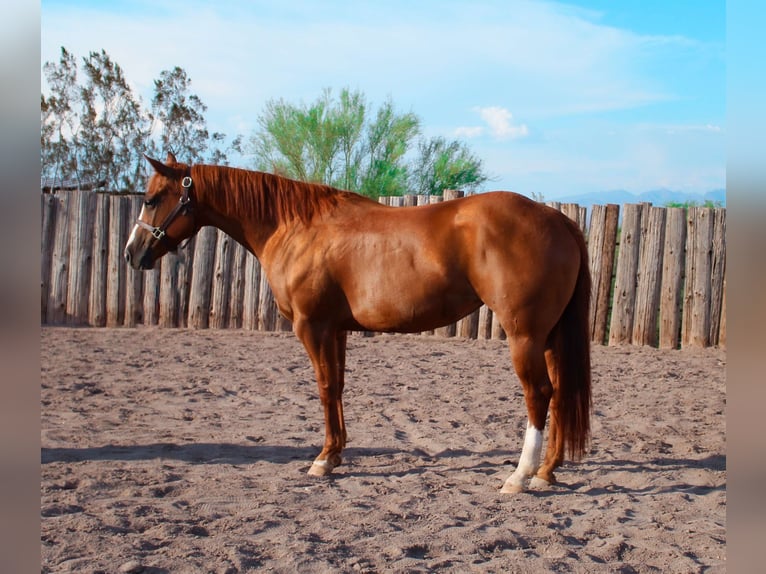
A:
[295,321,348,477]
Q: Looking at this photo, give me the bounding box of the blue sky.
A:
[41,0,725,200]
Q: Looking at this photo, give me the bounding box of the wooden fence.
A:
[41,190,726,349]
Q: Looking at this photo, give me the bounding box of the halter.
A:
[135,172,194,251]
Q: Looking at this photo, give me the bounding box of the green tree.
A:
[41,48,149,191]
[150,66,210,164]
[41,47,79,186]
[41,47,241,191]
[248,87,489,199]
[358,97,420,197]
[409,136,489,196]
[77,49,149,190]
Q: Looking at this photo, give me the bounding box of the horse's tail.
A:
[550,221,592,460]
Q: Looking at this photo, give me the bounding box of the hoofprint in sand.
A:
[42,327,725,573]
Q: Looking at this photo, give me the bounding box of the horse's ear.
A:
[165,152,177,165]
[144,154,176,179]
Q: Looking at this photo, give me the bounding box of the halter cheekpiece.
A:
[135,171,194,250]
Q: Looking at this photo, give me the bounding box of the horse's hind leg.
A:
[536,347,564,484]
[500,335,554,494]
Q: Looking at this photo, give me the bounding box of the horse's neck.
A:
[196,176,277,259]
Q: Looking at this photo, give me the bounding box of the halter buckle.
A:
[150,227,166,241]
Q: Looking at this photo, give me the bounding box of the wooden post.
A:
[658,207,686,349]
[588,204,619,345]
[41,194,58,323]
[47,193,71,324]
[578,206,588,235]
[242,252,262,330]
[477,306,493,340]
[176,239,195,328]
[158,253,180,328]
[632,207,666,346]
[66,191,96,324]
[209,230,235,329]
[608,204,643,345]
[442,189,463,201]
[188,226,217,329]
[124,197,145,327]
[457,309,479,339]
[88,193,110,326]
[682,207,714,348]
[708,208,726,346]
[228,241,248,329]
[142,268,161,326]
[546,201,561,212]
[561,203,585,232]
[106,195,127,327]
[402,194,417,207]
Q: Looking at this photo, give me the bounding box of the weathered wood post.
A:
[709,208,726,346]
[632,206,666,346]
[106,194,127,326]
[187,226,218,329]
[41,194,58,323]
[587,204,619,345]
[227,242,248,329]
[608,203,644,345]
[658,207,686,348]
[47,193,71,324]
[88,193,111,326]
[682,207,714,348]
[209,230,235,329]
[124,197,145,326]
[242,252,262,331]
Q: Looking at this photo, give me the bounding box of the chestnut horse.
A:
[125,153,592,493]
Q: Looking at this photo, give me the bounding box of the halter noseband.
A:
[135,173,194,250]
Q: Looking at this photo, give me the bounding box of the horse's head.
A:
[124,153,198,270]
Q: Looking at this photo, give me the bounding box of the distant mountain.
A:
[550,189,726,210]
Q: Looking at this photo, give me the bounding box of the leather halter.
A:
[135,172,194,251]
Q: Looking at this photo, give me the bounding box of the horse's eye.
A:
[144,196,158,207]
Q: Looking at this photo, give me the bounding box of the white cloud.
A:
[477,106,529,139]
[455,106,529,140]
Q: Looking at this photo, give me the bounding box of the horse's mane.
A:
[191,164,370,224]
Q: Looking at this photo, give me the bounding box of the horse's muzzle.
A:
[124,246,155,270]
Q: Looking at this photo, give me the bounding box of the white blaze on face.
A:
[125,204,148,249]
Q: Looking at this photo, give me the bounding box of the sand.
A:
[41,327,725,573]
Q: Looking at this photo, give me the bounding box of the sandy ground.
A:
[41,327,725,573]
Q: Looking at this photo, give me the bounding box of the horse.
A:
[125,153,592,493]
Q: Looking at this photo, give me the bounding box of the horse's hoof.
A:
[307,462,332,477]
[307,458,337,477]
[529,476,551,490]
[500,481,524,494]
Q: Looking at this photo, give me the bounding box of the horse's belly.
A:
[344,286,482,333]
